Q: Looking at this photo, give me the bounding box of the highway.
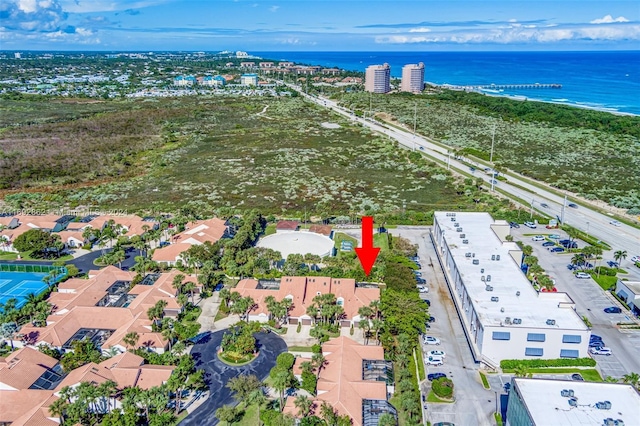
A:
[288,85,640,257]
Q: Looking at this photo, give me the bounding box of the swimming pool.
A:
[0,264,65,309]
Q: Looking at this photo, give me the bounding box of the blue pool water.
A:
[0,271,50,309]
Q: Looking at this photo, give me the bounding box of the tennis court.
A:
[0,264,65,309]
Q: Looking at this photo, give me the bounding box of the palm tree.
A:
[248,389,267,425]
[622,372,639,389]
[312,353,327,378]
[604,376,619,383]
[614,250,627,265]
[294,395,313,417]
[271,369,290,411]
[514,364,533,378]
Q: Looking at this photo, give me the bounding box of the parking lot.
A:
[510,226,640,378]
[392,227,496,426]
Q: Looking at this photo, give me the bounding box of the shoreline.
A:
[424,81,638,117]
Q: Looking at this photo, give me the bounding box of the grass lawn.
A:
[373,233,390,251]
[0,252,18,260]
[479,372,490,389]
[589,273,619,291]
[427,390,454,403]
[233,402,261,426]
[264,224,277,236]
[287,345,313,352]
[415,345,426,381]
[505,368,602,382]
[214,310,230,322]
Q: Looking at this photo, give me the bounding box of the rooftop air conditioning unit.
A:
[454,222,459,226]
[513,318,522,324]
[460,233,466,238]
[546,319,556,326]
[481,276,486,281]
[491,255,496,261]
[504,317,511,324]
[473,259,480,265]
[595,401,612,410]
[462,239,469,244]
[481,268,485,273]
[485,285,494,292]
[496,255,501,261]
[568,398,578,407]
[516,291,521,297]
[561,389,571,397]
[465,252,472,257]
[456,227,463,232]
[487,275,492,282]
[491,297,499,302]
[451,217,456,222]
[472,253,476,258]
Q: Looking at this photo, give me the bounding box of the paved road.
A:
[285,84,640,257]
[390,227,495,426]
[512,227,640,378]
[1,247,138,275]
[180,330,287,426]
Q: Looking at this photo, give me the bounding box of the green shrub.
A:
[276,352,295,370]
[500,358,596,370]
[594,266,617,276]
[312,344,322,354]
[296,322,302,333]
[301,370,317,395]
[432,377,454,398]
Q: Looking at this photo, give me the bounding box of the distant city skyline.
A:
[1,0,639,51]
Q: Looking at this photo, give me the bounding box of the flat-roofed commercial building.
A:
[506,378,640,426]
[365,63,390,93]
[432,212,589,368]
[401,62,425,93]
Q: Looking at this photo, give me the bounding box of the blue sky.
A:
[1,0,639,51]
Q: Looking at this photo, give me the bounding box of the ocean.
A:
[254,51,640,115]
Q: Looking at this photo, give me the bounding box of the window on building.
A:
[525,347,544,356]
[527,333,546,342]
[492,332,511,340]
[562,335,582,344]
[560,349,579,358]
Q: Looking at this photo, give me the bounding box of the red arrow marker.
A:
[355,216,380,276]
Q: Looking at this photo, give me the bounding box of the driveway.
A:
[180,330,287,426]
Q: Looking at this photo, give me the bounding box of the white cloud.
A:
[2,0,66,32]
[590,15,630,24]
[408,27,431,33]
[269,5,279,12]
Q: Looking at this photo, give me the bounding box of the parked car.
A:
[604,306,622,314]
[607,261,620,268]
[423,336,441,345]
[561,241,578,249]
[425,356,444,366]
[427,316,436,323]
[418,286,429,293]
[589,340,604,348]
[568,203,578,208]
[427,350,446,358]
[589,347,612,356]
[609,220,622,227]
[590,334,602,341]
[548,234,561,240]
[159,241,170,247]
[532,235,545,242]
[428,373,447,381]
[410,256,420,262]
[550,247,565,253]
[571,373,584,381]
[631,256,640,263]
[540,203,549,208]
[416,278,427,285]
[524,221,537,228]
[509,221,520,228]
[567,264,577,270]
[575,272,591,279]
[424,299,431,306]
[503,382,511,393]
[541,241,554,247]
[414,271,423,277]
[413,262,422,269]
[214,283,224,291]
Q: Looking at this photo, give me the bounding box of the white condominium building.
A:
[432,212,590,367]
[365,63,391,93]
[401,62,425,93]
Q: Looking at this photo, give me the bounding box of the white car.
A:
[631,256,640,263]
[424,356,444,366]
[609,220,621,227]
[532,235,545,242]
[524,221,537,229]
[423,336,441,345]
[589,347,612,356]
[418,285,429,293]
[427,350,446,358]
[575,272,591,279]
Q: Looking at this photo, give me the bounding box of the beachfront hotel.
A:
[364,63,390,94]
[401,62,425,93]
[432,212,590,368]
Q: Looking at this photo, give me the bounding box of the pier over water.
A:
[445,83,562,90]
